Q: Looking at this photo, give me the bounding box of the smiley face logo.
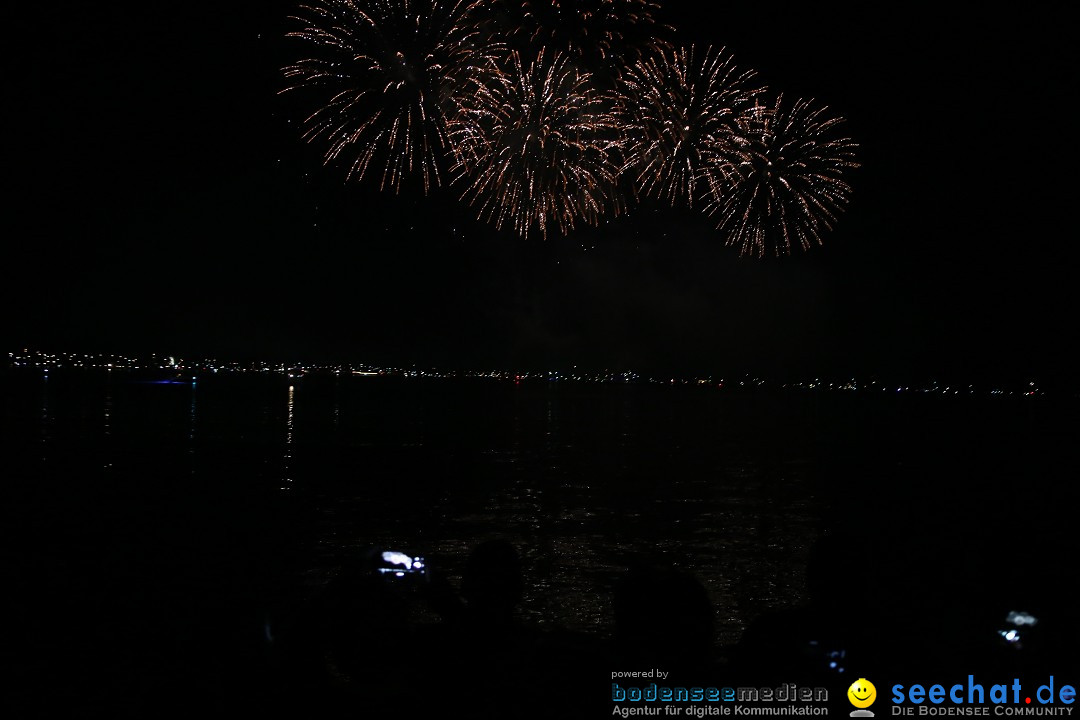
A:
[848,678,877,709]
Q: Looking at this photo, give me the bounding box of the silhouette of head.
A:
[614,565,714,667]
[461,539,523,621]
[806,532,867,605]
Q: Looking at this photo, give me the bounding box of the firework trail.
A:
[281,0,496,193]
[474,0,668,67]
[707,95,859,257]
[278,3,860,255]
[448,49,625,239]
[615,45,764,208]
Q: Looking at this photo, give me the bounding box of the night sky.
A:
[8,3,1077,386]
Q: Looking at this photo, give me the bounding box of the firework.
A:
[448,49,624,240]
[707,95,859,257]
[615,45,764,208]
[280,0,496,193]
[480,0,668,65]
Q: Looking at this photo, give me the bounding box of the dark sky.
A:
[7,2,1077,385]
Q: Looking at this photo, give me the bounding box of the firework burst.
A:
[615,45,764,207]
[480,0,668,66]
[707,95,859,257]
[280,0,496,193]
[448,49,624,240]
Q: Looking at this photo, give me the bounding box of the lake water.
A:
[4,369,1077,713]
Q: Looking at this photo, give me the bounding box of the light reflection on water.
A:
[25,371,1071,647]
[284,377,824,646]
[282,385,295,490]
[40,370,51,460]
[5,369,1078,689]
[3,372,851,646]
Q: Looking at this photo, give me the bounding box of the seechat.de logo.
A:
[849,679,878,718]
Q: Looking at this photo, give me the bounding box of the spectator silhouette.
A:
[735,533,884,683]
[612,564,719,685]
[265,547,421,717]
[422,538,610,718]
[460,538,525,628]
[417,539,544,717]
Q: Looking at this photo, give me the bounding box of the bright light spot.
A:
[1007,611,1038,627]
[382,551,413,567]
